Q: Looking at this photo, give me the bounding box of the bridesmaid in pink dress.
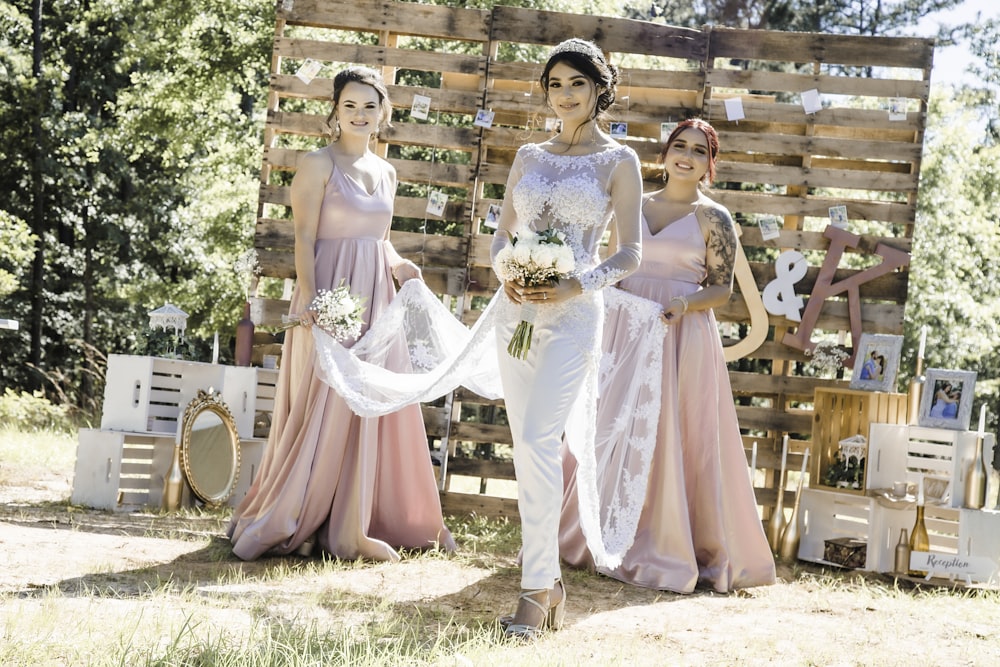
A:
[560,119,775,592]
[228,67,455,561]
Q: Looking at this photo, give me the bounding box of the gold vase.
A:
[778,473,805,560]
[766,472,786,554]
[964,436,988,509]
[906,374,924,425]
[893,528,910,574]
[162,443,184,511]
[907,505,930,576]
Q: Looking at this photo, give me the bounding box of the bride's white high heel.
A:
[500,579,566,640]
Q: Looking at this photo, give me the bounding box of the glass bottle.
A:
[235,301,254,367]
[907,505,929,576]
[906,374,924,425]
[778,478,803,561]
[964,436,987,509]
[893,528,910,574]
[766,476,786,554]
[162,443,184,511]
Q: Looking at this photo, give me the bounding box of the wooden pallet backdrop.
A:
[252,0,933,521]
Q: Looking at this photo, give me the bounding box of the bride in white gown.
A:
[311,39,667,639]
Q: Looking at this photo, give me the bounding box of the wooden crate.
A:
[798,488,876,570]
[867,423,996,509]
[71,428,266,512]
[101,354,276,440]
[71,429,176,510]
[811,388,908,495]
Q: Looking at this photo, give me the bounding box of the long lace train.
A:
[312,280,666,567]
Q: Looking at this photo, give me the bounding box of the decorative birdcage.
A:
[148,304,188,338]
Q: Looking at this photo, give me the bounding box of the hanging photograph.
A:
[918,368,977,431]
[848,333,903,392]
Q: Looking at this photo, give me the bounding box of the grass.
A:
[2,428,1000,666]
[0,426,76,475]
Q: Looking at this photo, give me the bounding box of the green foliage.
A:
[822,452,866,489]
[0,388,72,433]
[907,93,1000,375]
[634,0,964,35]
[0,0,272,405]
[0,210,34,299]
[134,329,203,362]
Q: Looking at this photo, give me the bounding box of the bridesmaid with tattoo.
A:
[559,118,776,592]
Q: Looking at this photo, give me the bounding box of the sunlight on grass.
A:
[0,426,76,472]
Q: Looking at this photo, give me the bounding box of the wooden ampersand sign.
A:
[781,225,910,366]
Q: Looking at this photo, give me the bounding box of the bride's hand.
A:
[509,278,581,304]
[503,280,525,304]
[298,308,318,328]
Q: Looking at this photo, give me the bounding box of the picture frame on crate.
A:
[918,368,977,431]
[848,333,903,393]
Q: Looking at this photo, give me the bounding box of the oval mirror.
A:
[179,389,240,507]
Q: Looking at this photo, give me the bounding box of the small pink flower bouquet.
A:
[494,228,575,359]
[281,280,366,342]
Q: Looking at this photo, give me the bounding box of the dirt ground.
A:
[2,462,1000,666]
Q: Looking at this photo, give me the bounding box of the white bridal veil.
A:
[312,279,666,568]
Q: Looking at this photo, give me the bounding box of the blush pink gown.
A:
[228,157,455,561]
[559,211,775,592]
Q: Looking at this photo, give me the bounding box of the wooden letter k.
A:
[782,225,910,366]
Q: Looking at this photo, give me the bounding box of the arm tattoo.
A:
[704,206,737,286]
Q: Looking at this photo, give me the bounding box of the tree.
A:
[633,0,964,35]
[0,0,272,416]
[0,212,34,300]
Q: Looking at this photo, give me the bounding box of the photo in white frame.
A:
[918,368,977,431]
[848,333,903,392]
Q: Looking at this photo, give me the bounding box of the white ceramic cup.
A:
[892,481,908,497]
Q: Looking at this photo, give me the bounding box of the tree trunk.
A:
[28,0,45,389]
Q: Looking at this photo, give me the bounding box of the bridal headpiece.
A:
[548,38,607,65]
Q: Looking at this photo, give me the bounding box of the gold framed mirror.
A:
[179,389,241,508]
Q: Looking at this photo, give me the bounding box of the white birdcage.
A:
[148,304,188,338]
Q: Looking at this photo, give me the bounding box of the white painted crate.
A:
[101,355,220,434]
[71,429,176,510]
[867,423,996,509]
[101,355,276,439]
[72,428,267,511]
[230,437,266,506]
[798,488,876,570]
[869,501,960,570]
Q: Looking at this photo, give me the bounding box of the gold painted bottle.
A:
[893,528,910,574]
[766,477,786,554]
[778,476,804,561]
[162,443,184,511]
[907,505,929,576]
[964,436,987,509]
[906,374,924,425]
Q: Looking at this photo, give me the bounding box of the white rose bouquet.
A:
[281,280,366,342]
[494,228,575,359]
